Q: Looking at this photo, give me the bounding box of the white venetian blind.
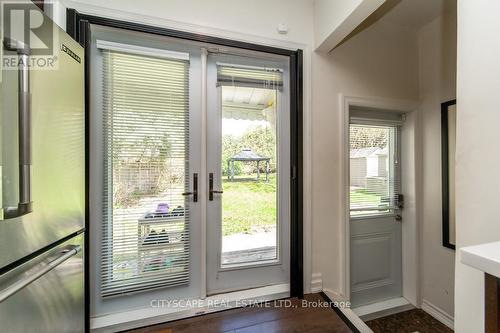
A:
[349,123,400,216]
[217,63,283,90]
[100,45,190,297]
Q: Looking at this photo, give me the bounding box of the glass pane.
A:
[220,86,278,267]
[101,50,190,297]
[349,124,397,216]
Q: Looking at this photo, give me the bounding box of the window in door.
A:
[99,46,191,297]
[349,124,400,217]
[218,65,283,268]
[206,56,290,295]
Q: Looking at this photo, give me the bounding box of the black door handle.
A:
[182,173,198,202]
[209,173,223,201]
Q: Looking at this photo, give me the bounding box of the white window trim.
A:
[96,39,190,60]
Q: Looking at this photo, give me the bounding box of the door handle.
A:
[2,38,33,220]
[0,245,81,303]
[182,173,198,202]
[209,173,223,201]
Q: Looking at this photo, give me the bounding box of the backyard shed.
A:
[350,147,388,192]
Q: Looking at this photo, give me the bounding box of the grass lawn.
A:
[222,173,277,236]
[350,188,382,206]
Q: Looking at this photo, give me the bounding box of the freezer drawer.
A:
[0,233,84,333]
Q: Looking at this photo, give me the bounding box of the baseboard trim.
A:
[311,273,323,293]
[421,299,454,330]
[323,288,349,302]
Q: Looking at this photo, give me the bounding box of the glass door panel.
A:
[221,86,278,268]
[100,49,191,297]
[206,54,290,295]
[89,25,203,316]
[349,125,398,216]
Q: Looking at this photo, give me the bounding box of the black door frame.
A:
[66,7,303,321]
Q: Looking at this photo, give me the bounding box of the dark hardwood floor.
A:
[125,294,355,333]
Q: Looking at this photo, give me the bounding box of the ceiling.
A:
[339,0,456,47]
[380,0,456,29]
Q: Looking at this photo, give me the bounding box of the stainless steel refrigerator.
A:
[0,3,85,332]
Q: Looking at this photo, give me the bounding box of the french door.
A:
[89,25,291,318]
[206,54,291,294]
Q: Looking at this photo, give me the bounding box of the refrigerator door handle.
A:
[0,245,81,303]
[2,38,33,220]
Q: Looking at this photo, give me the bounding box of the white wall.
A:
[418,9,456,319]
[455,0,500,332]
[311,19,419,295]
[54,0,313,46]
[313,0,385,51]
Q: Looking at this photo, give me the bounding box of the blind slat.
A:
[101,48,190,298]
[217,63,283,90]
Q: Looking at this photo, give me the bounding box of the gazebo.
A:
[228,148,270,181]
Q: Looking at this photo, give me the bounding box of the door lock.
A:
[397,194,405,209]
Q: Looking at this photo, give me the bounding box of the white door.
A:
[89,26,204,315]
[206,53,291,294]
[349,120,403,307]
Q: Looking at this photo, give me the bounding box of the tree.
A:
[350,126,388,149]
[222,125,276,176]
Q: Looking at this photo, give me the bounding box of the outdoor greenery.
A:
[113,122,179,209]
[350,188,382,206]
[222,125,276,176]
[222,174,277,236]
[112,123,279,236]
[220,124,278,235]
[350,126,388,149]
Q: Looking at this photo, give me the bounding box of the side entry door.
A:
[349,117,403,307]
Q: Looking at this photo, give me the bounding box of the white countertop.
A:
[460,241,500,278]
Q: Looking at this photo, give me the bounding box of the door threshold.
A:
[353,297,414,322]
[91,283,290,332]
